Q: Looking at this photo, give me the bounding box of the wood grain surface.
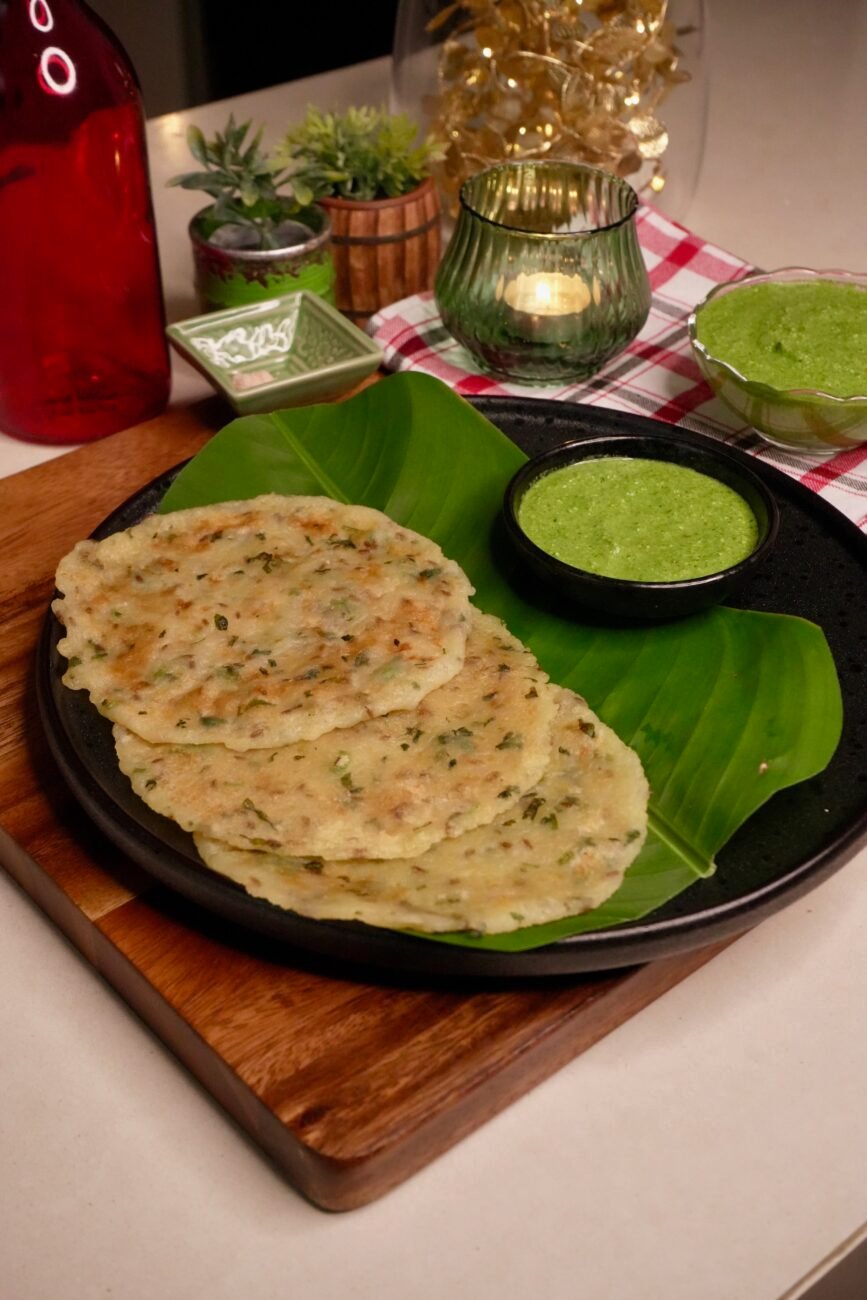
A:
[0,400,733,1210]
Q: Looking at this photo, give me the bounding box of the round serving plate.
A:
[36,399,867,977]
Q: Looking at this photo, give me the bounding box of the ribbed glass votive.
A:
[435,162,650,384]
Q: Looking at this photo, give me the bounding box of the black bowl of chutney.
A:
[502,430,780,621]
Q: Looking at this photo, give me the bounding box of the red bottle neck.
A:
[0,0,142,141]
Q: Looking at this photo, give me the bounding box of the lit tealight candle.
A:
[497,271,601,343]
[501,271,594,316]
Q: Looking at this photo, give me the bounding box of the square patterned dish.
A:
[166,291,383,414]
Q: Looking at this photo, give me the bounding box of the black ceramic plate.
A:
[36,399,867,977]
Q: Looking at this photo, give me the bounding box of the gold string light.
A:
[426,0,692,214]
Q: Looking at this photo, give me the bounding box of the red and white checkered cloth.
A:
[368,205,867,531]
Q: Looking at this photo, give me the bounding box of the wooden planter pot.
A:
[319,177,441,325]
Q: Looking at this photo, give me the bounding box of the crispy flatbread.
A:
[114,610,556,860]
[54,494,473,750]
[194,689,649,934]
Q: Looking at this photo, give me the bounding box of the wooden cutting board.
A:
[0,401,732,1211]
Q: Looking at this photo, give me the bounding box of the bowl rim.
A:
[687,267,867,406]
[502,431,781,593]
[189,203,332,261]
[457,160,641,240]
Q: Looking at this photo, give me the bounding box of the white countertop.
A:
[2,3,866,1297]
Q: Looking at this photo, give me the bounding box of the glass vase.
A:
[391,0,707,225]
[435,161,651,384]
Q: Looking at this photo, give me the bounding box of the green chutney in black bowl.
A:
[502,431,780,621]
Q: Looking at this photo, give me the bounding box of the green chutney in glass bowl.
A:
[688,268,867,454]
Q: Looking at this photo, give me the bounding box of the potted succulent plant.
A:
[279,107,443,324]
[169,116,335,312]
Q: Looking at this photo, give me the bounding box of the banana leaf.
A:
[160,373,842,951]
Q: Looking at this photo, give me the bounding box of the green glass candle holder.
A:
[435,162,651,384]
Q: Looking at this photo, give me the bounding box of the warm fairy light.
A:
[650,174,666,192]
[429,2,689,216]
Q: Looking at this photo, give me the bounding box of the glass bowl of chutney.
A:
[502,430,780,622]
[688,268,867,454]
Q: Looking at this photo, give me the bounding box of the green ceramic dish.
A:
[166,291,383,414]
[688,268,867,454]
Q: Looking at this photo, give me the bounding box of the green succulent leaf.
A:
[239,179,260,208]
[159,374,842,952]
[167,115,307,247]
[166,171,227,194]
[282,104,441,201]
[186,125,208,166]
[291,178,314,209]
[240,124,265,167]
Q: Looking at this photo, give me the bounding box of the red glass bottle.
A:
[0,0,170,444]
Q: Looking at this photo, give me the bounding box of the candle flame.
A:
[503,272,593,316]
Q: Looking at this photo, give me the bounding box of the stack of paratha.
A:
[53,494,648,935]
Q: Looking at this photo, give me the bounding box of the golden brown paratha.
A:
[54,494,473,750]
[193,688,649,933]
[113,609,556,860]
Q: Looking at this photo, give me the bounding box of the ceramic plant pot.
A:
[318,177,441,325]
[189,203,335,312]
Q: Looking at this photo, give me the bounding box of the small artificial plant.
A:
[280,106,443,203]
[168,116,319,250]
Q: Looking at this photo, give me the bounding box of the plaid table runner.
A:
[368,205,867,531]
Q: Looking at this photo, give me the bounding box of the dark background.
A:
[89,0,401,117]
[199,4,399,103]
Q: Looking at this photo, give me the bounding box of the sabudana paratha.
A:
[113,610,557,860]
[54,494,473,750]
[193,689,649,934]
